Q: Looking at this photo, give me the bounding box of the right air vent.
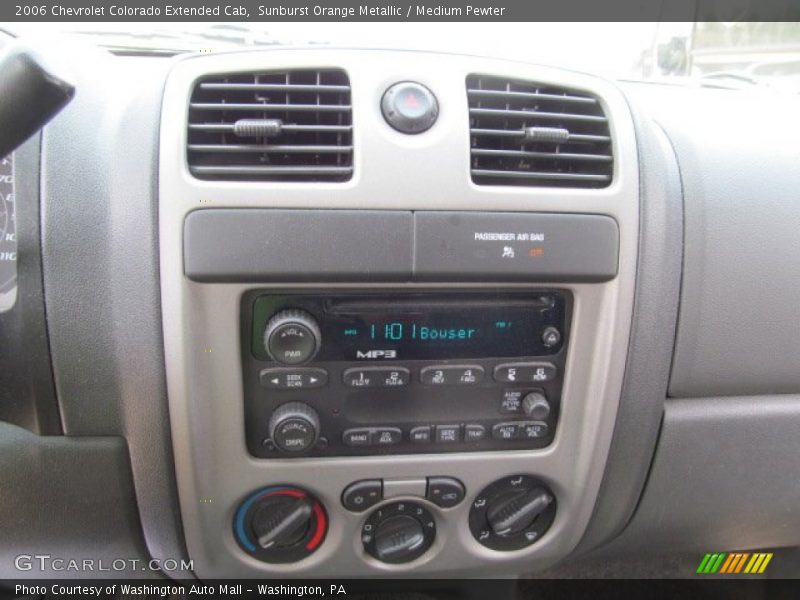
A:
[467,75,613,188]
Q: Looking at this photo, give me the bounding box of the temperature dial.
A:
[264,309,321,365]
[233,485,327,563]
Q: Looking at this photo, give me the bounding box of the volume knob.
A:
[264,309,321,365]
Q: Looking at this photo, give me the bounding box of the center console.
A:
[159,49,639,577]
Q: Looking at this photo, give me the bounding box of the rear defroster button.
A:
[426,477,465,508]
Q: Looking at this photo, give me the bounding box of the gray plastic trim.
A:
[159,48,639,577]
[0,133,61,434]
[38,42,190,574]
[413,212,619,282]
[0,422,154,579]
[571,102,684,554]
[623,85,800,397]
[184,209,413,282]
[599,395,800,553]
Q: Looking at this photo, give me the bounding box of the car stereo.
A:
[241,290,571,458]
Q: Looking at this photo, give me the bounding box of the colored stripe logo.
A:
[697,552,773,574]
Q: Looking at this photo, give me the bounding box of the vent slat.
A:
[190,165,354,176]
[188,144,353,154]
[189,123,353,133]
[469,107,608,124]
[472,148,612,162]
[190,103,352,112]
[472,169,611,182]
[199,83,350,93]
[470,128,611,144]
[467,74,613,189]
[467,88,598,105]
[187,69,353,182]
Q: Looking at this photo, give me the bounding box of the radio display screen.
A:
[251,293,567,361]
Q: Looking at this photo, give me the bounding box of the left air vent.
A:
[187,69,353,182]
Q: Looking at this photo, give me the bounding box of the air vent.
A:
[187,69,353,182]
[467,75,613,188]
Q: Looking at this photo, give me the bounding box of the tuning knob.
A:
[264,309,321,365]
[522,392,551,420]
[268,402,320,453]
[234,486,327,563]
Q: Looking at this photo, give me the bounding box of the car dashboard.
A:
[2,35,800,581]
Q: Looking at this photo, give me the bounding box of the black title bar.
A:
[3,0,800,22]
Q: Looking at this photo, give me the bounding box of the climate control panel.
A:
[233,474,556,565]
[242,290,571,458]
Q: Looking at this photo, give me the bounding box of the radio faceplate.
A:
[242,290,571,458]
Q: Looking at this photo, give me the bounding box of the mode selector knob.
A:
[469,475,557,551]
[264,309,321,365]
[487,487,554,537]
[268,402,320,453]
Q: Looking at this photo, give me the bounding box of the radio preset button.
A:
[420,365,485,386]
[343,428,372,446]
[342,479,383,512]
[409,426,433,444]
[373,428,403,446]
[435,424,462,444]
[464,424,487,442]
[426,477,465,508]
[343,367,410,388]
[259,367,328,390]
[494,363,557,384]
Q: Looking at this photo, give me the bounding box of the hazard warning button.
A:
[381,81,439,134]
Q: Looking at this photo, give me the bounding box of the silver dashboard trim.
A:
[159,48,639,577]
